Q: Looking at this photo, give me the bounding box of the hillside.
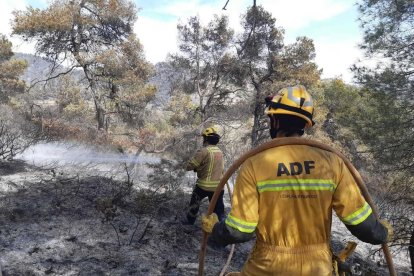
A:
[14,53,172,103]
[0,142,412,275]
[15,53,57,85]
[0,53,410,276]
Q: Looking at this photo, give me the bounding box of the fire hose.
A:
[198,137,396,276]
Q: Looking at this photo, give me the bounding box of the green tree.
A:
[153,16,244,183]
[94,34,155,128]
[236,5,321,146]
[353,0,413,172]
[12,0,151,130]
[169,15,243,126]
[0,34,27,102]
[352,0,414,254]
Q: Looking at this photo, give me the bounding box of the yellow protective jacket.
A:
[186,145,224,191]
[210,144,387,275]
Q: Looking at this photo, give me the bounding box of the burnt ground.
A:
[0,161,412,276]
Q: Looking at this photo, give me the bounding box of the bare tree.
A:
[0,105,41,160]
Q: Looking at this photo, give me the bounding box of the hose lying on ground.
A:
[198,137,396,276]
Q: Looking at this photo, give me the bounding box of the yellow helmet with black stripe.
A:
[201,126,219,137]
[265,85,315,128]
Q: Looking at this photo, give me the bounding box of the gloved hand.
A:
[380,220,393,242]
[201,213,218,233]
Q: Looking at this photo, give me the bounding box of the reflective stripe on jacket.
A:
[210,144,387,275]
[209,143,387,275]
[186,145,224,191]
[226,144,374,246]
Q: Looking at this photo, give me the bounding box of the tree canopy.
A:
[0,34,27,102]
[349,0,414,254]
[236,5,321,146]
[354,0,414,173]
[12,0,153,130]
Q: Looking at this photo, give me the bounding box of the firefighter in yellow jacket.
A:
[182,126,225,225]
[202,86,392,275]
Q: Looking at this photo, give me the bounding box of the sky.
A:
[0,0,365,83]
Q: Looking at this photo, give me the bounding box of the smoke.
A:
[16,142,160,167]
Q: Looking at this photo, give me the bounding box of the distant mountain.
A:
[14,53,84,85]
[150,62,187,105]
[150,62,174,104]
[14,53,178,104]
[14,53,58,84]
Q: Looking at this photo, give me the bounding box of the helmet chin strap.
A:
[270,128,278,139]
[269,115,279,139]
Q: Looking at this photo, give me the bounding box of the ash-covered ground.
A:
[0,158,412,276]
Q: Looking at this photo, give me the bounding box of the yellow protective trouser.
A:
[240,242,332,276]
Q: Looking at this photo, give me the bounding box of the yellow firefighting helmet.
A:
[201,126,219,137]
[265,85,315,128]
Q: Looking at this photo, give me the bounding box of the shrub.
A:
[0,105,40,160]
